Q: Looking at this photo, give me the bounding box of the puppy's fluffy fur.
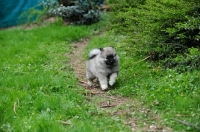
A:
[86,46,120,90]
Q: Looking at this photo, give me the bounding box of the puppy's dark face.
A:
[100,47,118,66]
[105,54,116,66]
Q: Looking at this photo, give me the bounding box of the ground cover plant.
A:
[0,21,131,131]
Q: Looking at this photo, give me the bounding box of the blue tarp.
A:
[0,0,42,28]
[0,0,104,28]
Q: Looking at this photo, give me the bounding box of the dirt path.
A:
[69,35,172,132]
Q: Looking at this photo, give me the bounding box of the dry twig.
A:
[133,55,151,66]
[175,118,200,130]
[126,55,151,69]
[100,104,117,108]
[57,120,72,125]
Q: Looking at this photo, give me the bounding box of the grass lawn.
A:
[0,22,130,131]
[85,33,200,131]
[1,17,200,131]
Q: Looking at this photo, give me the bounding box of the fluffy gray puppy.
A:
[86,46,120,90]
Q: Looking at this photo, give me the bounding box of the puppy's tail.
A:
[88,49,101,59]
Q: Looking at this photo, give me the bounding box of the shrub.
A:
[109,0,200,71]
[164,5,200,48]
[164,48,200,72]
[41,0,100,24]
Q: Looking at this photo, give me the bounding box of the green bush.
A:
[165,47,200,72]
[109,0,200,71]
[164,5,200,48]
[41,0,100,24]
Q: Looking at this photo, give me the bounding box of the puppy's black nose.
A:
[106,59,115,66]
[110,60,114,63]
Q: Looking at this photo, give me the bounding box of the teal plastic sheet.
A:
[0,0,104,28]
[0,0,42,28]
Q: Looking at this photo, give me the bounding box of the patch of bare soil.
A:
[1,17,59,31]
[24,17,59,30]
[69,34,172,132]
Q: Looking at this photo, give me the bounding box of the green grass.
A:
[85,32,200,131]
[0,22,130,131]
[1,13,200,131]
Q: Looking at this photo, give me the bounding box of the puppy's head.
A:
[100,46,118,66]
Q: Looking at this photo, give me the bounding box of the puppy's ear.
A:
[110,46,114,49]
[99,48,103,51]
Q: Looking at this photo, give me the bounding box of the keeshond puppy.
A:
[86,46,120,90]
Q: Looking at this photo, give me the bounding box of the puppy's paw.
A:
[109,80,115,86]
[87,80,93,87]
[101,84,108,91]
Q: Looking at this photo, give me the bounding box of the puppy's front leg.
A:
[98,75,108,90]
[109,72,118,86]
